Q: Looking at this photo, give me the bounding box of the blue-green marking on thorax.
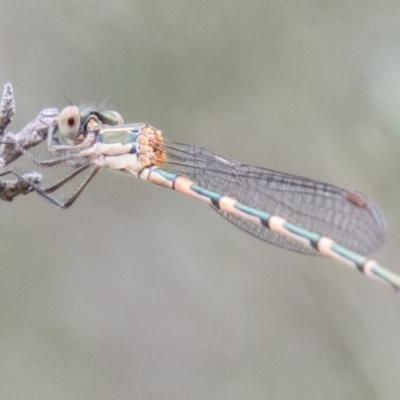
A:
[99,124,141,143]
[79,110,121,133]
[99,130,137,145]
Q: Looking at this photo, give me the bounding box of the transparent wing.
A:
[164,142,386,256]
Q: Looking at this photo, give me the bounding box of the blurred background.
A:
[1,1,400,399]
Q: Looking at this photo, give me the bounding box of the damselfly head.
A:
[58,106,81,140]
[58,106,124,141]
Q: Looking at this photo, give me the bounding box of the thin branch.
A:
[0,82,60,201]
[0,83,15,133]
[0,172,42,201]
[0,109,59,168]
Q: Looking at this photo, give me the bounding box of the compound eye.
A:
[58,106,81,139]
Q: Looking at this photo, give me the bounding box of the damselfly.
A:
[15,106,400,294]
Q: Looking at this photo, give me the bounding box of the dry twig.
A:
[0,83,59,201]
[0,171,42,201]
